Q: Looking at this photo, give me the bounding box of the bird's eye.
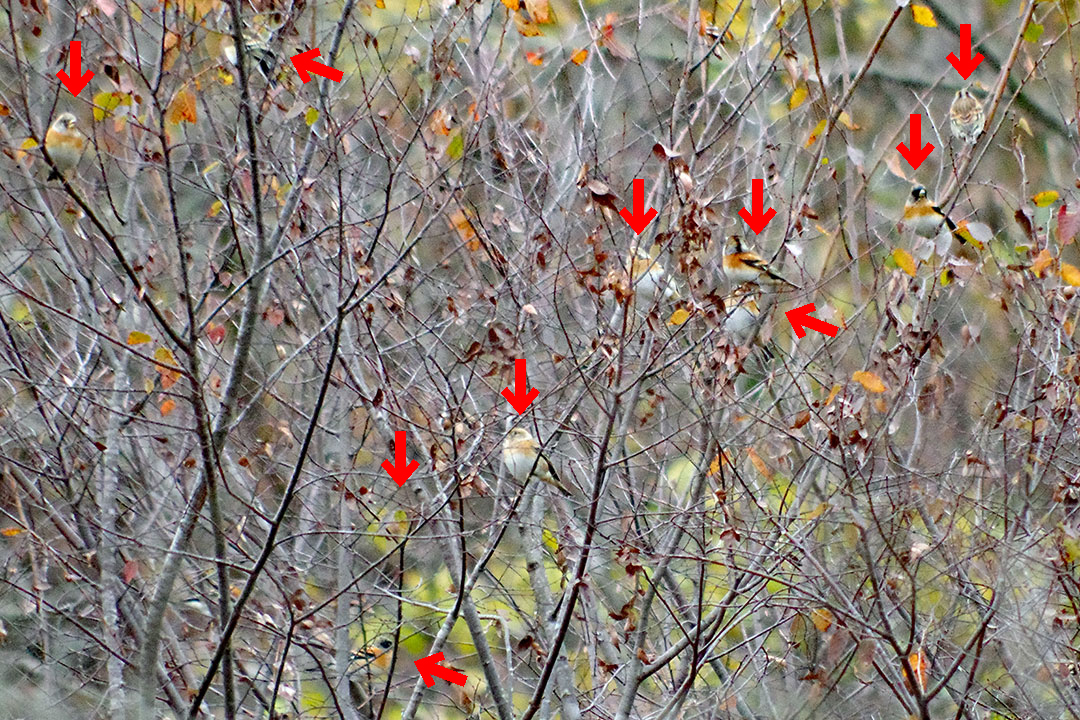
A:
[379,638,393,649]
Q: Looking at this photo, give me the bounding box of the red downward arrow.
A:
[786,303,840,339]
[56,41,94,97]
[381,430,418,487]
[290,48,344,84]
[896,114,935,170]
[738,179,777,235]
[619,179,658,234]
[415,652,467,687]
[501,358,538,414]
[947,24,984,79]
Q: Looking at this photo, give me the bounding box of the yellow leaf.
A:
[824,384,841,407]
[21,137,39,150]
[939,267,952,286]
[375,0,384,6]
[852,370,887,393]
[513,11,544,36]
[571,48,588,65]
[92,91,131,121]
[127,331,153,345]
[892,247,917,277]
[789,84,808,110]
[667,307,691,326]
[500,0,518,9]
[10,300,31,325]
[1033,190,1059,207]
[1061,262,1080,287]
[304,107,319,126]
[166,88,198,125]
[837,111,858,130]
[154,347,177,366]
[208,200,223,217]
[805,118,826,147]
[911,4,936,27]
[1,526,24,537]
[810,608,834,631]
[747,447,770,478]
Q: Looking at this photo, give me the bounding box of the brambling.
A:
[43,112,86,181]
[722,236,798,288]
[502,428,574,495]
[948,88,984,145]
[626,247,678,303]
[900,185,982,260]
[350,637,394,672]
[721,290,762,346]
[221,27,279,84]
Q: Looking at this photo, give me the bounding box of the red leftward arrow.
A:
[290,48,344,83]
[896,114,935,170]
[738,179,777,235]
[415,652,467,687]
[786,303,840,339]
[502,359,538,414]
[947,24,984,79]
[381,430,418,487]
[619,178,658,234]
[56,41,94,97]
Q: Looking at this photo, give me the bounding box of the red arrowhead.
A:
[946,24,984,79]
[381,430,418,487]
[501,358,538,414]
[618,178,658,234]
[290,48,344,84]
[896,114,935,170]
[56,41,94,97]
[738,178,777,235]
[785,303,840,339]
[415,652,467,687]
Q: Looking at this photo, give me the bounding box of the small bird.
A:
[351,637,394,672]
[949,87,984,144]
[502,428,574,495]
[43,113,86,181]
[721,290,762,346]
[626,247,678,303]
[900,185,984,261]
[221,29,278,84]
[722,235,798,288]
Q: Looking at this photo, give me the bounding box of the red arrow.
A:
[947,24,984,79]
[896,114,935,170]
[501,358,538,414]
[618,179,657,234]
[415,652,467,687]
[56,41,94,97]
[786,303,839,339]
[738,179,777,235]
[381,430,418,487]
[290,48,344,84]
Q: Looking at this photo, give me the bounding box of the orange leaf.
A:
[525,51,543,66]
[1031,248,1055,277]
[1,527,24,537]
[160,398,177,416]
[852,370,886,393]
[906,650,927,692]
[1061,262,1080,287]
[500,0,519,9]
[810,608,834,632]
[167,88,198,124]
[513,11,544,36]
[747,447,770,478]
[571,48,588,65]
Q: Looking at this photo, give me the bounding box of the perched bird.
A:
[722,235,798,288]
[502,428,574,495]
[721,290,762,346]
[949,88,984,144]
[351,637,394,672]
[221,28,279,84]
[626,246,678,303]
[900,185,983,260]
[43,112,86,181]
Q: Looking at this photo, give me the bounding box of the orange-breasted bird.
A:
[900,185,983,260]
[351,637,394,672]
[502,428,574,495]
[44,113,86,181]
[722,236,798,288]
